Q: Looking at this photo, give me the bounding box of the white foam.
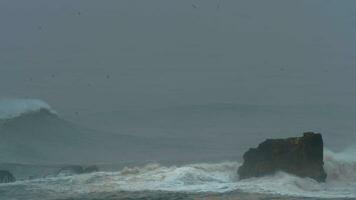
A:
[114,162,239,192]
[324,148,356,182]
[2,149,356,199]
[0,98,55,119]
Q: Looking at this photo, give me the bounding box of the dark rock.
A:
[83,165,99,173]
[57,165,84,176]
[57,165,99,176]
[0,170,16,183]
[238,132,327,182]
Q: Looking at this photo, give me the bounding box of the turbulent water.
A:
[1,150,356,200]
[1,99,356,200]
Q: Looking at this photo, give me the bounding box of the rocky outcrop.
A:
[57,165,84,176]
[83,165,99,173]
[238,132,327,182]
[57,165,99,176]
[0,170,15,183]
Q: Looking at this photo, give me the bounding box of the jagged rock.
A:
[57,165,99,176]
[0,170,15,183]
[57,165,84,176]
[238,132,327,182]
[83,165,99,173]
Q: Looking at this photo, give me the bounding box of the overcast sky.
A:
[1,0,356,119]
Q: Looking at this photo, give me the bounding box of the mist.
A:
[2,1,356,199]
[1,0,356,162]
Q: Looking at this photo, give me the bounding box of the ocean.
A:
[0,99,356,200]
[0,151,356,200]
[1,1,356,199]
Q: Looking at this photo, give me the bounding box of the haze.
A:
[1,0,356,155]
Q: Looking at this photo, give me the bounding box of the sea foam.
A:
[1,148,356,199]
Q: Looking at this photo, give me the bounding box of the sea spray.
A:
[0,98,55,119]
[1,150,356,199]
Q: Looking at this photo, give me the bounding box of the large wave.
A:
[0,98,55,120]
[0,98,103,164]
[1,149,355,199]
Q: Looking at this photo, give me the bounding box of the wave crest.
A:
[0,99,55,119]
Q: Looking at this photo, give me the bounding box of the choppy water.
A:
[1,99,356,200]
[1,149,356,200]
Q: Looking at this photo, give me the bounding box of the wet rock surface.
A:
[238,132,327,182]
[0,170,15,183]
[57,165,99,176]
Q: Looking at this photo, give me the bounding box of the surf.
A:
[1,148,356,199]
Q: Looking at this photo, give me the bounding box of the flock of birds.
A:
[26,0,302,117]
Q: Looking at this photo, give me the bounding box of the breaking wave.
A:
[0,98,55,120]
[1,149,356,199]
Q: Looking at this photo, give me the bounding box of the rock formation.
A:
[0,170,16,183]
[57,165,84,176]
[238,132,327,182]
[83,165,99,173]
[57,165,99,176]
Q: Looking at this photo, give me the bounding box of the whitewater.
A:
[0,99,55,120]
[1,99,356,199]
[0,149,355,200]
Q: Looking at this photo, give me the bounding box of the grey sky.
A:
[1,0,356,119]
